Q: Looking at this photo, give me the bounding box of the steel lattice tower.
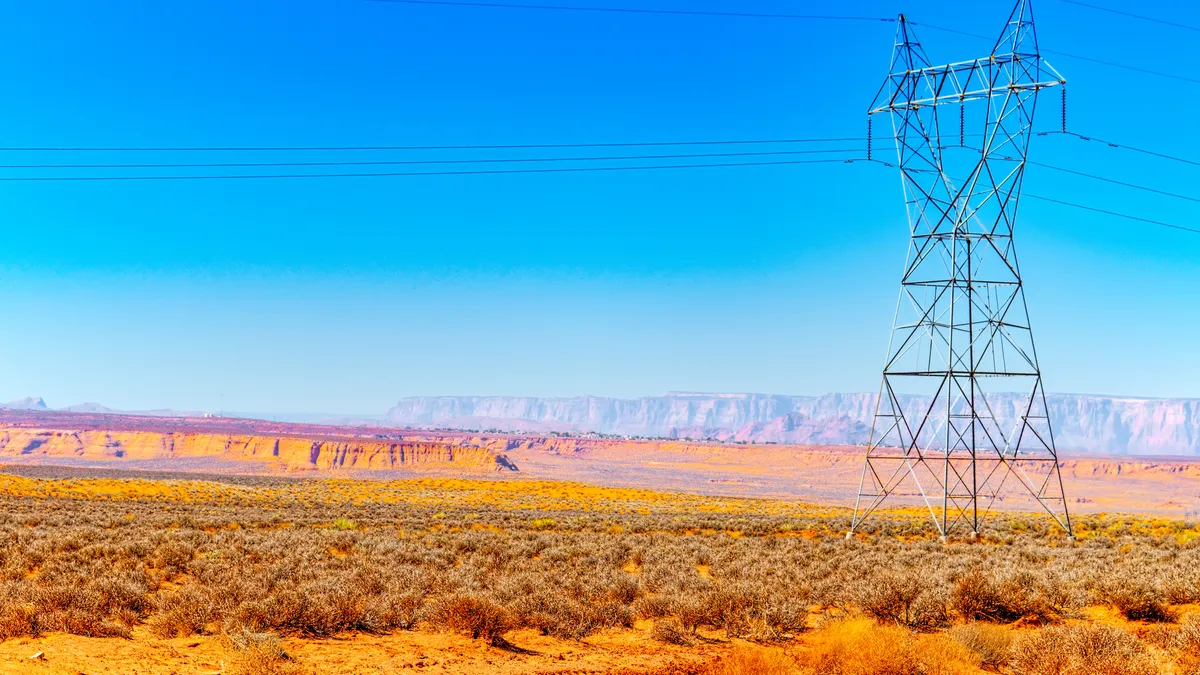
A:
[849,0,1074,540]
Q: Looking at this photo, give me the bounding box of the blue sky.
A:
[2,0,1199,413]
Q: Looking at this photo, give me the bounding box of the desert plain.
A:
[0,410,1197,674]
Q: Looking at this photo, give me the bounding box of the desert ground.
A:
[3,409,1200,515]
[0,412,1199,673]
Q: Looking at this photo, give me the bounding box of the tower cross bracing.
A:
[850,0,1074,540]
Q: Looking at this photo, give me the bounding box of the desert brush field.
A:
[0,466,1193,673]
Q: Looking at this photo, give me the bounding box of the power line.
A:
[865,157,1200,237]
[0,157,863,182]
[1028,160,1200,204]
[364,0,892,21]
[1054,130,1200,168]
[911,22,1200,85]
[1025,193,1200,235]
[367,0,892,22]
[1039,48,1200,85]
[0,147,859,170]
[908,22,990,40]
[918,138,1200,206]
[367,0,1200,86]
[1058,0,1200,33]
[0,136,865,153]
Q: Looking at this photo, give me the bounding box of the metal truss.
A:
[850,0,1074,540]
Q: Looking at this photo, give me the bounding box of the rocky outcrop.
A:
[2,398,47,411]
[387,393,1200,456]
[0,429,516,473]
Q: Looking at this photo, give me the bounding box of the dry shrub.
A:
[1163,570,1200,605]
[151,540,196,573]
[949,622,1012,669]
[224,630,302,675]
[498,577,633,641]
[950,569,1065,624]
[722,602,807,643]
[148,587,216,638]
[799,618,919,675]
[633,595,674,620]
[362,589,425,631]
[1170,615,1200,675]
[39,609,130,638]
[225,581,373,637]
[426,595,512,645]
[651,617,695,646]
[703,646,797,675]
[1101,578,1178,623]
[0,603,38,639]
[1010,624,1157,675]
[855,571,948,630]
[285,582,363,637]
[704,586,808,643]
[527,599,631,640]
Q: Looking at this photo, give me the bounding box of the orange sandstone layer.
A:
[3,410,1200,514]
[0,428,515,473]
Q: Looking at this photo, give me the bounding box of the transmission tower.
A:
[849,0,1074,540]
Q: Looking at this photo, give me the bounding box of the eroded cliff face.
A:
[0,429,516,473]
[386,393,1200,455]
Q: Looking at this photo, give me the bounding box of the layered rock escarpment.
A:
[0,428,516,473]
[387,393,1200,455]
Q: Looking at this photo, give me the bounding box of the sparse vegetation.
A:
[0,468,1194,673]
[1010,624,1159,675]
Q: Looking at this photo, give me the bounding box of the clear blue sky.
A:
[2,0,1198,413]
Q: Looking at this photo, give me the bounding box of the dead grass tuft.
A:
[799,618,919,675]
[702,646,797,675]
[948,622,1012,668]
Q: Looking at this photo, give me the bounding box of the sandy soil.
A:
[0,627,725,675]
[6,408,1200,517]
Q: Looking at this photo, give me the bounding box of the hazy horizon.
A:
[12,387,1200,419]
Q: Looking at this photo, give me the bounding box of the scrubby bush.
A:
[0,464,1198,671]
[1168,615,1200,675]
[651,617,695,646]
[855,571,948,630]
[148,587,217,638]
[950,569,1067,624]
[1010,624,1158,675]
[0,603,37,640]
[223,630,300,675]
[1099,574,1178,622]
[426,595,512,645]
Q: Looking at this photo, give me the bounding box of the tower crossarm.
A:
[869,55,1064,115]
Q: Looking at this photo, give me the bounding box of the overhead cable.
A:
[1058,0,1200,33]
[865,158,1200,237]
[0,157,864,181]
[367,0,892,22]
[0,147,859,170]
[0,136,865,153]
[911,23,1200,84]
[1028,161,1200,205]
[364,1,1200,85]
[1024,193,1200,235]
[1053,130,1200,168]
